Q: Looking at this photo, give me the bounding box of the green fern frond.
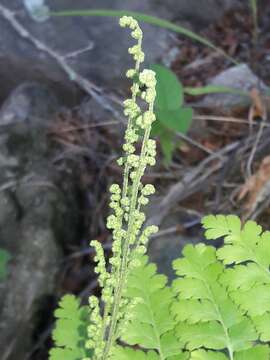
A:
[190,345,270,360]
[253,314,270,342]
[121,256,185,360]
[234,345,270,360]
[229,284,270,316]
[172,244,260,360]
[202,215,270,271]
[112,345,188,360]
[49,295,90,360]
[111,347,159,360]
[201,215,242,242]
[221,263,270,291]
[190,349,228,359]
[202,215,270,343]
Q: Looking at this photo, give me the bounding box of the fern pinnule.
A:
[202,215,270,342]
[111,347,159,360]
[121,256,185,360]
[172,244,262,360]
[49,295,90,360]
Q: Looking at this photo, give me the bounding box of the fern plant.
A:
[50,17,270,360]
[51,15,159,360]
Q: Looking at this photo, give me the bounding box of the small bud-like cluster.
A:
[120,16,145,64]
[117,297,142,337]
[87,296,104,355]
[90,240,108,290]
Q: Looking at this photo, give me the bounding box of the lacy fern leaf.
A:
[112,347,159,360]
[121,256,186,360]
[202,215,270,342]
[49,295,90,360]
[253,314,270,342]
[190,349,228,359]
[172,244,260,360]
[233,345,270,359]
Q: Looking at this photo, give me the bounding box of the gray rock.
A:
[147,197,201,280]
[0,83,79,360]
[149,230,200,281]
[201,64,268,111]
[0,0,240,103]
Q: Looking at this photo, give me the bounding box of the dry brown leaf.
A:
[248,87,267,123]
[238,155,270,216]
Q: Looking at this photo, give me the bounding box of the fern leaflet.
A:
[121,256,187,360]
[172,244,261,360]
[202,215,270,341]
[49,294,91,360]
[112,347,159,360]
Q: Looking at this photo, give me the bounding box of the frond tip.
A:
[49,295,90,360]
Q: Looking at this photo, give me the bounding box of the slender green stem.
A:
[51,9,238,65]
[203,279,234,360]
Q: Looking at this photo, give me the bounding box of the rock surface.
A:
[147,197,201,280]
[0,83,79,360]
[0,0,240,103]
[200,64,268,111]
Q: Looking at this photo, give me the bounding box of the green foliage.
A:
[172,243,261,359]
[51,9,237,65]
[122,256,186,359]
[201,214,270,358]
[111,218,270,359]
[150,64,193,163]
[49,295,90,360]
[152,65,183,110]
[50,216,270,360]
[150,65,248,163]
[184,85,248,97]
[0,249,10,280]
[111,347,159,360]
[49,16,270,360]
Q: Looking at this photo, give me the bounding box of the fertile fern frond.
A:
[120,256,187,360]
[172,244,265,360]
[49,295,90,360]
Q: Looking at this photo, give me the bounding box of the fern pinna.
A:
[49,14,270,360]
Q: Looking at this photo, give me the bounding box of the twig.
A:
[193,115,270,127]
[63,243,112,261]
[175,131,215,156]
[146,141,239,228]
[250,194,270,221]
[246,117,267,177]
[151,225,183,239]
[0,4,122,119]
[64,42,94,59]
[49,120,120,134]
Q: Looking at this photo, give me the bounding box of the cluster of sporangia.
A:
[85,16,159,360]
